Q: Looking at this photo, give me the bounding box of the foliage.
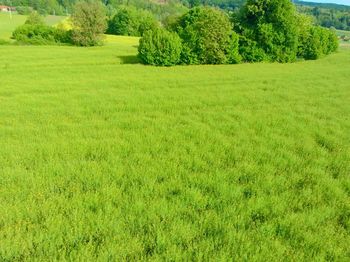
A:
[238,0,299,63]
[138,28,182,66]
[107,7,158,37]
[299,26,339,60]
[181,0,245,9]
[238,35,268,62]
[139,2,339,66]
[11,24,72,45]
[0,38,350,260]
[0,39,10,45]
[24,12,45,26]
[175,6,241,65]
[71,1,107,46]
[1,0,350,31]
[16,6,33,15]
[296,2,350,31]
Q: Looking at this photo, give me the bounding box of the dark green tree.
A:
[239,0,299,62]
[175,6,241,64]
[107,7,158,36]
[138,28,182,66]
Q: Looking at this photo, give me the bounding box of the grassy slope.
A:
[1,36,350,260]
[0,13,65,40]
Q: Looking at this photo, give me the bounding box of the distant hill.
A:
[295,0,350,10]
[1,0,349,30]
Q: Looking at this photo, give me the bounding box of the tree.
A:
[71,1,107,46]
[107,7,140,36]
[239,0,299,62]
[25,12,45,26]
[138,28,182,66]
[107,7,158,37]
[175,6,241,65]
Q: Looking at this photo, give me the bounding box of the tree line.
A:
[10,0,338,66]
[1,0,350,32]
[138,0,338,66]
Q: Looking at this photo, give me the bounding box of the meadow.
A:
[1,14,350,260]
[0,13,64,40]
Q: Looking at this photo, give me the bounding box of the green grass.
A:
[336,29,350,46]
[0,36,350,260]
[0,13,65,40]
[336,29,350,37]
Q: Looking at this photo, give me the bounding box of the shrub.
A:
[301,27,324,60]
[299,26,339,60]
[107,7,139,36]
[227,32,242,64]
[175,7,241,65]
[326,29,339,54]
[138,28,182,66]
[107,7,158,37]
[12,24,72,45]
[239,0,299,62]
[239,35,268,62]
[25,12,45,26]
[138,12,159,36]
[0,39,10,45]
[16,6,33,15]
[71,1,107,46]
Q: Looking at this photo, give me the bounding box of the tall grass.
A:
[0,35,349,260]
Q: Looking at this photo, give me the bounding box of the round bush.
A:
[175,7,240,65]
[239,0,299,63]
[138,28,182,66]
[107,7,158,37]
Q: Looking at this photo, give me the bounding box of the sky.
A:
[303,0,350,5]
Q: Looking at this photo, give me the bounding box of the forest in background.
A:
[0,0,350,31]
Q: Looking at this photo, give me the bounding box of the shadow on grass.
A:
[118,55,140,64]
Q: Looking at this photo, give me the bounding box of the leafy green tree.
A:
[107,7,158,36]
[71,1,107,46]
[175,6,241,65]
[239,0,299,62]
[296,13,314,58]
[107,7,140,36]
[299,26,338,60]
[138,12,159,36]
[301,26,325,60]
[16,6,34,15]
[327,28,339,53]
[138,28,182,66]
[25,12,45,26]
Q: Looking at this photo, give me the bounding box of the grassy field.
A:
[336,29,350,37]
[1,26,350,260]
[0,13,64,40]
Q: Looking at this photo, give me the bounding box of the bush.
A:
[300,26,339,60]
[71,1,107,46]
[239,35,268,62]
[0,39,10,45]
[326,29,339,54]
[12,24,72,45]
[16,6,33,15]
[301,27,324,60]
[25,12,45,26]
[239,0,299,62]
[175,7,241,65]
[107,7,158,37]
[138,28,182,66]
